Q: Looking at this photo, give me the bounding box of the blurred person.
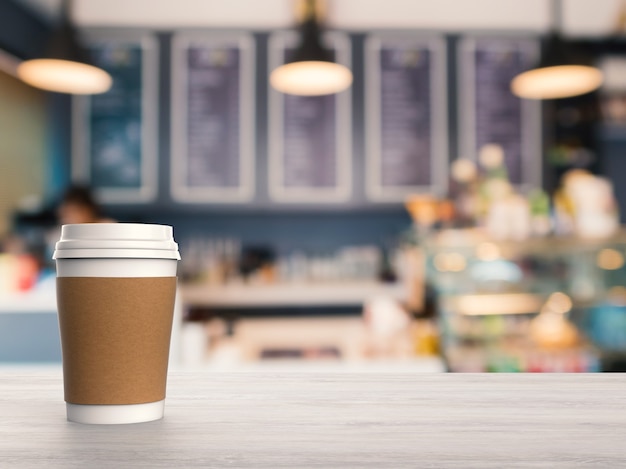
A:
[57,185,114,225]
[43,185,115,267]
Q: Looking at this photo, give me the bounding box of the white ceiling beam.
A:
[562,0,624,37]
[73,0,295,29]
[328,0,549,32]
[71,0,621,37]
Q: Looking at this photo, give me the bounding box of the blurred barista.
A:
[57,185,114,225]
[41,186,114,267]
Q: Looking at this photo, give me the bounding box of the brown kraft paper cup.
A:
[57,277,177,405]
[53,223,181,424]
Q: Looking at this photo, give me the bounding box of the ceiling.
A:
[11,0,626,37]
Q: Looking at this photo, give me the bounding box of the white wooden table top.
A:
[1,372,626,468]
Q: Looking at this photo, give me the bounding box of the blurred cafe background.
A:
[4,0,626,372]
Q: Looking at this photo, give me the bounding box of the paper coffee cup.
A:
[53,223,180,425]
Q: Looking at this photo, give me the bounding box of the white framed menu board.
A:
[365,35,448,202]
[268,31,352,203]
[170,33,255,203]
[459,36,541,188]
[72,34,158,203]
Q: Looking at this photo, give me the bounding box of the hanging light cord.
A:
[551,0,562,34]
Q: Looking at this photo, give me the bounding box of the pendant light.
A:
[270,0,353,96]
[17,0,112,95]
[511,0,603,100]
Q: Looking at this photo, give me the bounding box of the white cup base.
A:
[66,400,165,425]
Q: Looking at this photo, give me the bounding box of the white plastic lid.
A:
[53,223,181,260]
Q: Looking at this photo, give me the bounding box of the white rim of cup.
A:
[53,223,180,260]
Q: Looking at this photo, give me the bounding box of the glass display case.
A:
[423,229,626,372]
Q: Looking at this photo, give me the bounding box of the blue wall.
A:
[91,31,417,251]
[106,32,418,211]
[0,313,61,362]
[157,210,411,255]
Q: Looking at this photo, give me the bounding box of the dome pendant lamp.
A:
[270,0,353,96]
[511,0,603,100]
[17,0,112,95]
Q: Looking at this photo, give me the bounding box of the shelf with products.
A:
[423,228,626,372]
[178,235,414,310]
[175,229,441,369]
[439,308,600,373]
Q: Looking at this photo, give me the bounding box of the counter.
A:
[181,281,407,308]
[0,278,61,362]
[0,281,438,370]
[1,372,625,467]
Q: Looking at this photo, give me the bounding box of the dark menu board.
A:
[268,33,351,202]
[461,37,540,186]
[74,37,158,203]
[380,47,431,187]
[366,36,446,201]
[187,46,240,187]
[171,34,254,202]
